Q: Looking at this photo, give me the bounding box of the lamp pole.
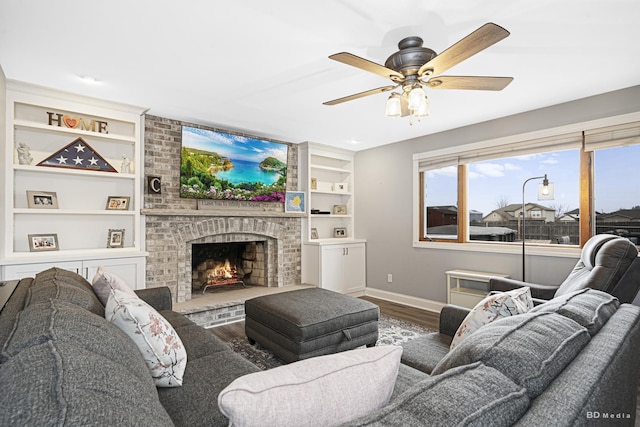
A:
[522,174,548,281]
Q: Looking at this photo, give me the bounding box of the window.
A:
[422,165,458,240]
[416,120,640,247]
[593,144,640,245]
[467,149,579,244]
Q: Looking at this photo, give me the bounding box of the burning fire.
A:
[206,259,237,282]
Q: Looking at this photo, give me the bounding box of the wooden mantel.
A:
[140,208,306,218]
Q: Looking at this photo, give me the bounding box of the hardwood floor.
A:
[209,296,439,344]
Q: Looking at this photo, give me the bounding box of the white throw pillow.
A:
[105,289,187,387]
[92,266,136,305]
[450,287,533,350]
[218,346,403,427]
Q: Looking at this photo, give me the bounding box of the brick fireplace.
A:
[142,115,302,304]
[144,214,301,303]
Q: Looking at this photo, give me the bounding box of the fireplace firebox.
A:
[192,241,266,294]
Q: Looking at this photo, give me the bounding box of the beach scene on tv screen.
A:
[180,126,288,201]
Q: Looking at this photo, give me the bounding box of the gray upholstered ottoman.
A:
[244,288,379,363]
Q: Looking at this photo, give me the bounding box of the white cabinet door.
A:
[341,243,366,294]
[320,245,347,292]
[319,243,366,295]
[83,257,145,290]
[3,261,83,280]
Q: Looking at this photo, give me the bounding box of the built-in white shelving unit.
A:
[299,142,366,295]
[1,81,147,287]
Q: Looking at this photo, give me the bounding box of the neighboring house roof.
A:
[599,208,640,221]
[482,203,555,221]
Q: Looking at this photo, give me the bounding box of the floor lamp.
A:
[521,174,553,281]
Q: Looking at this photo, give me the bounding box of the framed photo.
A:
[28,234,59,252]
[333,204,347,215]
[310,178,317,190]
[334,227,347,238]
[285,191,306,213]
[106,196,130,210]
[332,182,349,193]
[107,229,125,248]
[26,191,58,209]
[310,228,319,239]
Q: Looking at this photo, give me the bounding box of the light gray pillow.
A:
[218,346,402,427]
[92,266,136,305]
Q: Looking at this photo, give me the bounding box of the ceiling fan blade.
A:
[323,85,397,106]
[329,52,405,81]
[424,76,513,91]
[418,23,510,77]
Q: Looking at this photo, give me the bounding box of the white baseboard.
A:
[364,287,445,313]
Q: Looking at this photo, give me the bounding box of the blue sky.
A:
[181,126,288,163]
[426,145,640,216]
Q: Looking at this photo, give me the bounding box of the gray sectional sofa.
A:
[1,267,639,426]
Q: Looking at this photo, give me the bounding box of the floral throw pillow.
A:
[450,287,533,350]
[105,289,187,387]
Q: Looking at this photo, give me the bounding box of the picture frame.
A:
[26,191,58,209]
[107,229,125,248]
[284,191,306,213]
[28,233,59,252]
[333,204,347,215]
[310,228,319,239]
[106,196,130,210]
[332,182,349,193]
[310,177,317,190]
[334,227,347,238]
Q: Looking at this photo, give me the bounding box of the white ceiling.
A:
[1,0,639,151]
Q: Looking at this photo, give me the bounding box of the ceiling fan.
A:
[324,23,513,120]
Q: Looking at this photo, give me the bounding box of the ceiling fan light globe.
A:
[414,96,430,118]
[385,94,402,118]
[408,86,426,110]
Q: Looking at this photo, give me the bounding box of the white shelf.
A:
[13,164,135,179]
[14,209,135,216]
[14,119,136,143]
[310,164,351,174]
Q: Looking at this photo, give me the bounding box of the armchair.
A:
[490,234,640,304]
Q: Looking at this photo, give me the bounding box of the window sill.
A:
[412,240,581,258]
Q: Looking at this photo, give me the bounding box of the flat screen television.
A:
[180,126,288,201]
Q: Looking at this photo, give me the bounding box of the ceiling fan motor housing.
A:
[384,37,437,77]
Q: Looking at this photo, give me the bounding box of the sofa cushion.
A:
[432,311,591,399]
[26,268,104,316]
[105,289,187,387]
[91,265,137,305]
[530,288,619,335]
[450,286,533,349]
[218,346,402,427]
[400,332,452,374]
[0,341,174,426]
[344,361,529,427]
[0,299,152,383]
[158,351,261,426]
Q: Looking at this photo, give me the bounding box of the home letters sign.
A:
[46,111,108,134]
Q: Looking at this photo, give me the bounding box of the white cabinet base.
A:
[2,256,146,289]
[302,240,366,295]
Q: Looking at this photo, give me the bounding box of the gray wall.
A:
[355,85,640,303]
